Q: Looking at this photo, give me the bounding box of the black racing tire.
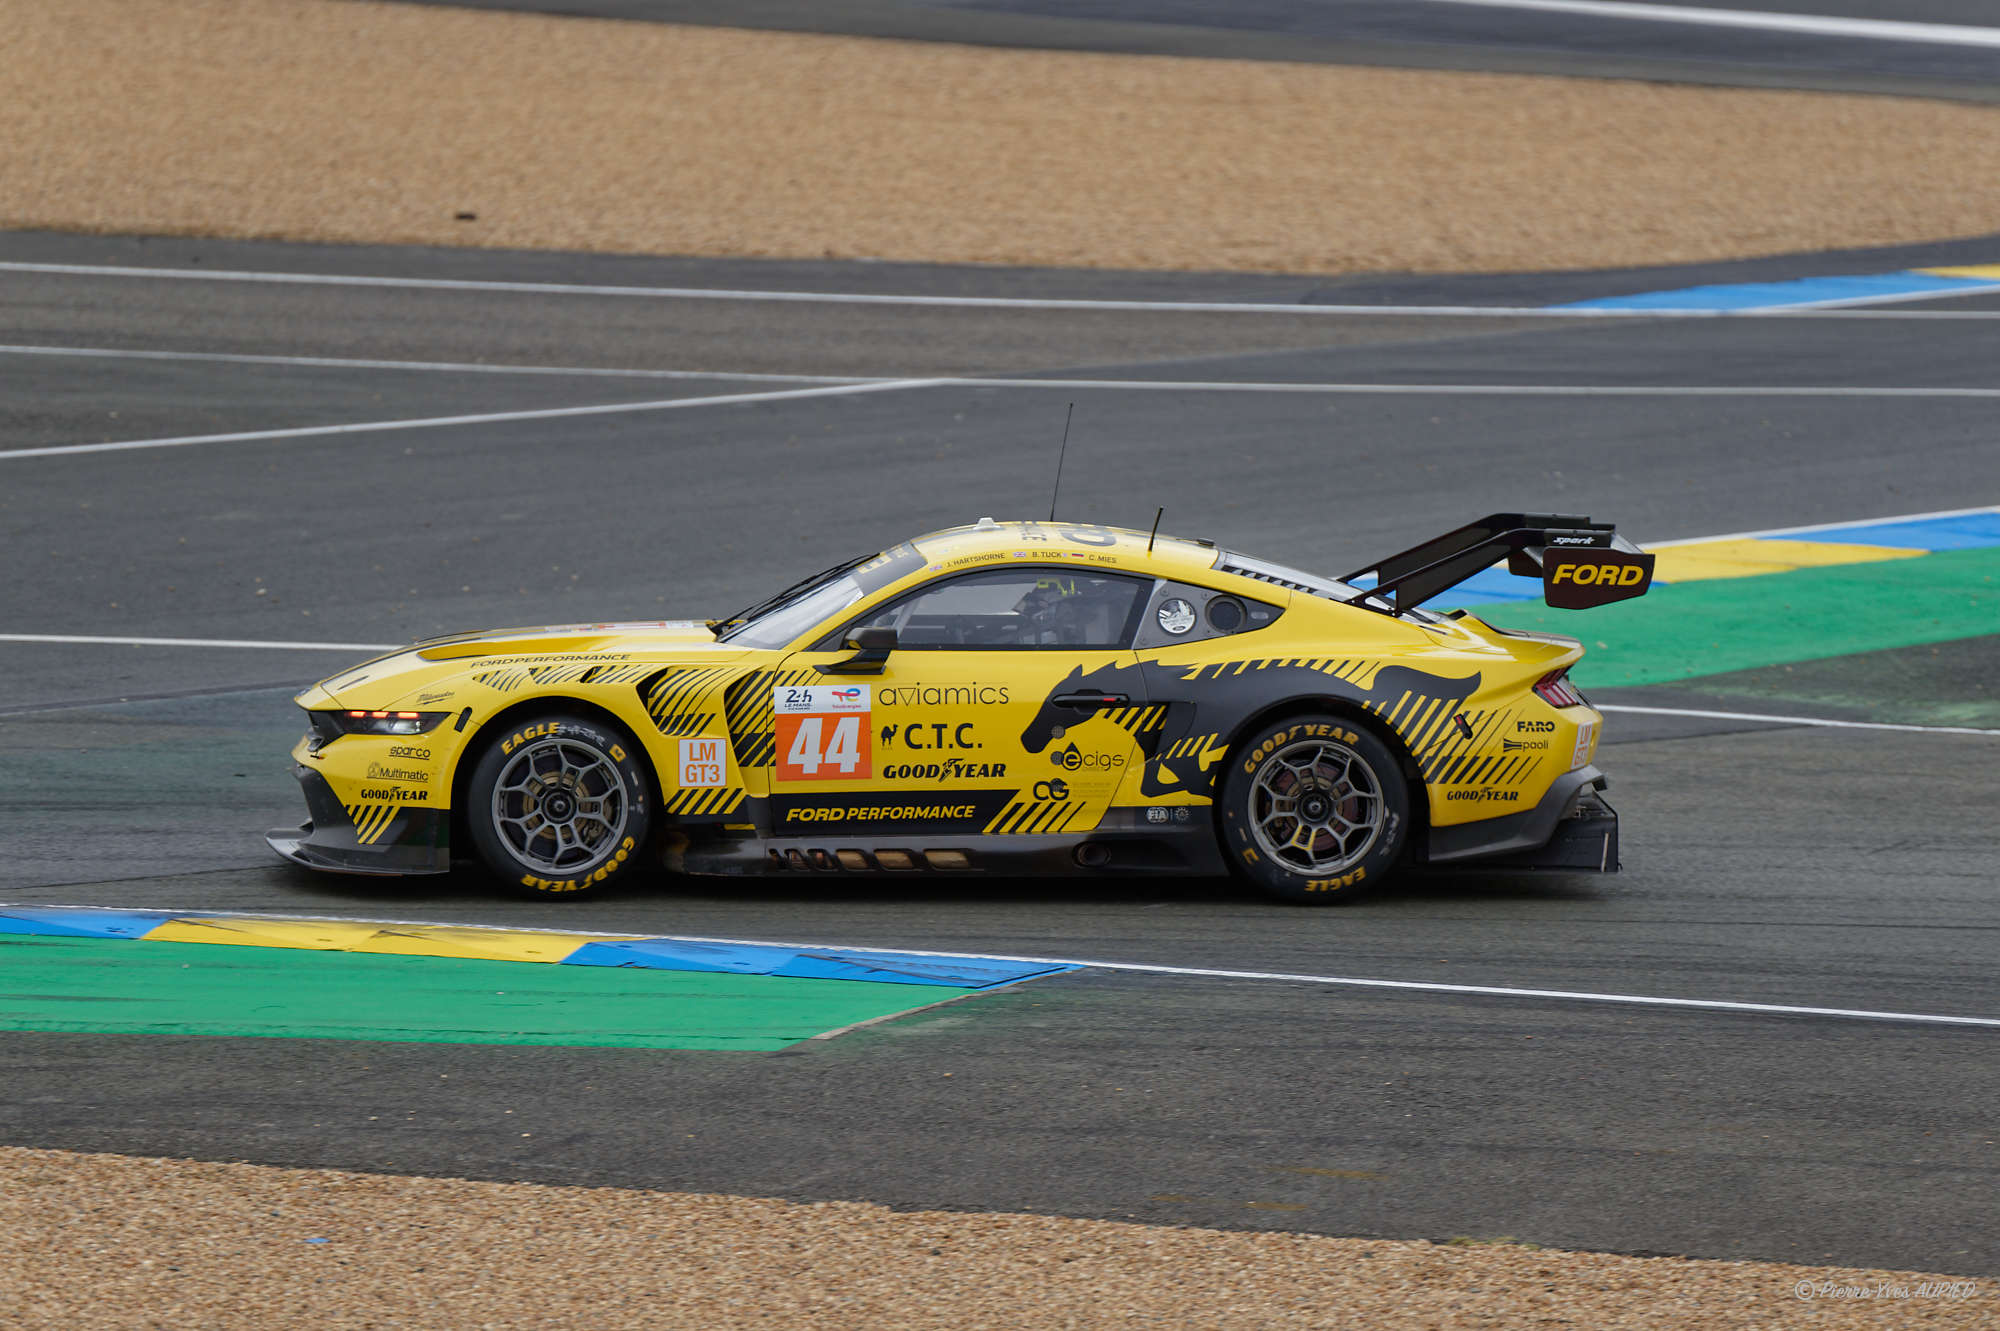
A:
[464,711,653,899]
[1219,713,1410,905]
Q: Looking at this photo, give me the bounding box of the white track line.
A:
[0,633,402,652]
[943,377,2000,398]
[7,260,2000,319]
[1425,0,2000,48]
[1758,281,2000,312]
[8,902,1994,1030]
[1643,502,2000,547]
[1596,703,2000,736]
[0,378,943,461]
[0,344,868,384]
[14,376,1994,464]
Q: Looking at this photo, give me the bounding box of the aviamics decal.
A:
[878,683,1010,707]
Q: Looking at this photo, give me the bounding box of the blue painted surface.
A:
[0,908,180,939]
[1555,272,1996,312]
[562,938,1070,989]
[1782,514,2000,552]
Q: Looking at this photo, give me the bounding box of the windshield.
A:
[715,541,929,648]
[721,574,868,650]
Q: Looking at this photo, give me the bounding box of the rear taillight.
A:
[1535,670,1586,709]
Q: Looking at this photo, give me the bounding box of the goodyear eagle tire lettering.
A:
[465,712,653,899]
[1219,715,1408,906]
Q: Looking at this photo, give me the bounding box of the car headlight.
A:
[318,709,453,737]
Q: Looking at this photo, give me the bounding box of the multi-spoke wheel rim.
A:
[490,737,629,875]
[1248,738,1384,875]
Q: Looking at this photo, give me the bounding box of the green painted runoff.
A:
[1469,545,2000,689]
[0,936,974,1050]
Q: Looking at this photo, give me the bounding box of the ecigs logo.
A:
[1051,742,1126,772]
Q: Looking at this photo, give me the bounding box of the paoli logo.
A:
[1542,550,1655,609]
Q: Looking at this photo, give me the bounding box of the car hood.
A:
[294,620,763,710]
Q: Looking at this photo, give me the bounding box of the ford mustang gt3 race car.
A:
[269,513,1654,903]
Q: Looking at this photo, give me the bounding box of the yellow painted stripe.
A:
[353,926,643,963]
[146,918,395,950]
[1651,538,1924,583]
[147,918,644,962]
[1919,265,2000,280]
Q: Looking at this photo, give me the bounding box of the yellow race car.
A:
[269,514,1654,904]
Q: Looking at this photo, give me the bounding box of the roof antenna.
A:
[1147,506,1164,555]
[1049,403,1073,523]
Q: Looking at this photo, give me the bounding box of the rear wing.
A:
[1339,513,1655,613]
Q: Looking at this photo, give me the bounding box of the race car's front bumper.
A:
[1419,765,1619,873]
[266,765,451,876]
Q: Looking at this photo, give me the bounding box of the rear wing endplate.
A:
[1340,513,1655,612]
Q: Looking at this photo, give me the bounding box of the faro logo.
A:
[1518,720,1556,733]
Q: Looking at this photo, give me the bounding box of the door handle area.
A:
[1051,691,1129,710]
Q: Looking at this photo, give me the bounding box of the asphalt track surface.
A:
[4,228,2000,1276]
[423,0,2000,102]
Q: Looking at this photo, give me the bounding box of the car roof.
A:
[905,518,1225,582]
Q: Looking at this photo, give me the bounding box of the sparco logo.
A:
[1052,742,1126,771]
[387,745,431,761]
[878,683,1010,706]
[1550,536,1598,546]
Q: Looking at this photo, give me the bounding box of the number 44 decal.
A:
[776,712,872,782]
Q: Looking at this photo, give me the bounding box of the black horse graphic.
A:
[1022,658,1483,800]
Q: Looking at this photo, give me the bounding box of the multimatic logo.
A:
[367,762,431,782]
[877,684,1010,706]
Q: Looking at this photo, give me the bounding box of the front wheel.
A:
[464,712,653,898]
[1219,715,1409,905]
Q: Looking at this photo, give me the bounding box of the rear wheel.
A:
[465,712,652,898]
[1219,714,1409,905]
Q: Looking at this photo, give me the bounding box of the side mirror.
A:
[849,626,898,651]
[817,625,896,675]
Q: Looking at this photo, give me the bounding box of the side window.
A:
[1133,579,1285,649]
[839,568,1153,650]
